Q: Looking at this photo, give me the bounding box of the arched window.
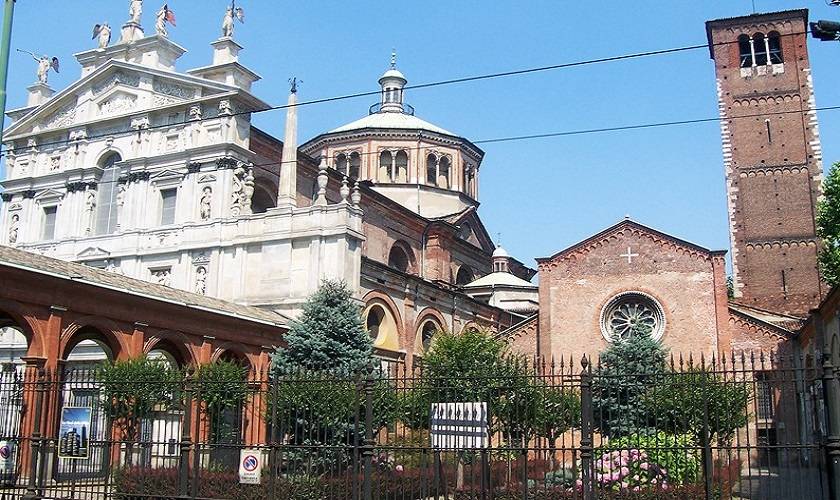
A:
[438,156,450,189]
[388,243,411,273]
[753,32,767,66]
[768,31,783,64]
[456,265,474,286]
[379,151,393,182]
[96,152,123,235]
[366,306,385,339]
[395,150,408,182]
[420,320,441,351]
[738,34,752,68]
[426,154,437,185]
[349,152,361,180]
[251,184,276,214]
[335,153,347,175]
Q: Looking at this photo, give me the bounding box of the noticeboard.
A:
[58,407,92,460]
[430,402,489,450]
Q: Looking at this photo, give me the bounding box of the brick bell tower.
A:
[706,9,825,317]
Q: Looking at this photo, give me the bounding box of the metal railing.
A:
[368,102,415,115]
[0,350,833,499]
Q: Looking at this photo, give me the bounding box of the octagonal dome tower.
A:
[301,52,484,218]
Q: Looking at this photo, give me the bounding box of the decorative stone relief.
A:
[152,94,181,107]
[194,266,208,295]
[105,260,124,274]
[49,155,61,171]
[153,80,196,100]
[192,252,210,265]
[92,71,141,96]
[218,100,233,115]
[199,186,212,221]
[230,164,254,216]
[44,104,77,129]
[151,268,172,287]
[98,93,137,116]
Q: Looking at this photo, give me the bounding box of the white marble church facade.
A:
[0,7,529,364]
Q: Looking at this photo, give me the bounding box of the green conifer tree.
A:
[271,279,372,374]
[592,325,667,437]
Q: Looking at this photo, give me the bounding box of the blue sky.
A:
[3,1,839,271]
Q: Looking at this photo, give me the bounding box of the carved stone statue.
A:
[129,0,143,24]
[155,4,175,37]
[221,3,244,38]
[200,186,212,221]
[85,191,96,234]
[8,214,19,244]
[34,55,53,85]
[243,169,254,208]
[92,24,112,49]
[194,266,207,295]
[152,268,171,287]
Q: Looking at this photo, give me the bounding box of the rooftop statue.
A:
[129,0,143,24]
[155,4,176,37]
[221,1,245,38]
[17,49,59,85]
[92,23,112,49]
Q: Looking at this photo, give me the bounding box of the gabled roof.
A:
[5,59,269,139]
[0,245,288,327]
[536,218,725,263]
[431,206,495,254]
[729,302,803,334]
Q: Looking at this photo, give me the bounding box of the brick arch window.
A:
[335,153,347,175]
[768,31,783,64]
[388,241,413,273]
[753,32,768,66]
[418,318,442,352]
[456,265,474,286]
[395,150,408,182]
[379,151,393,182]
[438,156,450,189]
[738,34,752,68]
[426,153,437,185]
[349,152,361,180]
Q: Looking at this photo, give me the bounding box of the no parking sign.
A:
[238,449,261,484]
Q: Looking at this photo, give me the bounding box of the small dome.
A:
[380,68,406,82]
[492,246,510,258]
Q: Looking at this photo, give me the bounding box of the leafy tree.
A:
[272,279,372,375]
[97,357,181,465]
[592,325,668,438]
[194,360,249,444]
[726,276,735,299]
[817,161,840,287]
[647,368,750,445]
[533,385,581,469]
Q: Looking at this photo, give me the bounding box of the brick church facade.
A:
[504,9,826,362]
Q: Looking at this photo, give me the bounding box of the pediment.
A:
[34,188,65,202]
[445,207,495,253]
[197,174,216,184]
[538,219,723,266]
[77,246,110,259]
[149,169,185,183]
[5,60,256,139]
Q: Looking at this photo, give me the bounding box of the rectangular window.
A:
[755,372,774,420]
[42,206,57,240]
[160,189,177,225]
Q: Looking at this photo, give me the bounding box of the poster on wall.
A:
[58,407,92,460]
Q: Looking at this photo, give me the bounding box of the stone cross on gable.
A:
[620,246,639,264]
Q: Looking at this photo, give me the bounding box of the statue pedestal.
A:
[119,21,145,44]
[211,37,243,65]
[27,82,55,107]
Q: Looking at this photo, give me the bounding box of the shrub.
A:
[601,432,700,485]
[648,369,750,445]
[592,448,668,491]
[194,360,249,445]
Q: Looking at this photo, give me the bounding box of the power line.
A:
[35,103,840,190]
[0,30,810,157]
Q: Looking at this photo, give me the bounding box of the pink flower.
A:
[395,465,403,473]
[620,467,630,477]
[640,462,649,471]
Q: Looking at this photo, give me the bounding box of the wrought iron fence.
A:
[0,350,832,499]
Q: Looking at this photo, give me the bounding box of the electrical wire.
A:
[0,29,811,156]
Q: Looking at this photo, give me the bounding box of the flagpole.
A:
[0,0,15,146]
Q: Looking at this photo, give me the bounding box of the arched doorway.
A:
[58,329,115,480]
[141,342,184,469]
[0,312,31,479]
[205,351,251,470]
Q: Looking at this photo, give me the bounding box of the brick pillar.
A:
[712,253,733,355]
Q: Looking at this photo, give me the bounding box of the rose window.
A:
[599,292,665,342]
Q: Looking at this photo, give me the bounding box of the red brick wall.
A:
[708,11,824,316]
[537,224,729,361]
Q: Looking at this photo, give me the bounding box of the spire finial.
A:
[289,77,300,94]
[390,48,397,69]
